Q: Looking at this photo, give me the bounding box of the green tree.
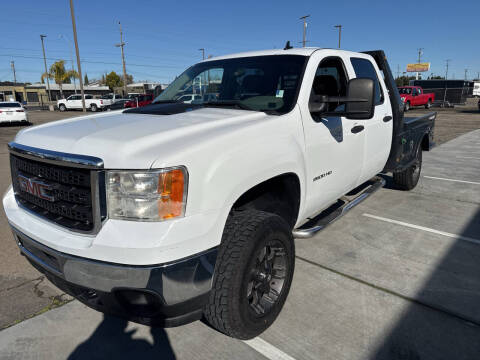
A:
[105,71,123,90]
[41,60,78,98]
[84,74,89,85]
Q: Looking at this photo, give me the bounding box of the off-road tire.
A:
[404,101,410,111]
[59,104,66,112]
[204,210,295,339]
[425,99,432,109]
[393,146,422,190]
[90,104,98,112]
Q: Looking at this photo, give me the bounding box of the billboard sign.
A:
[406,63,430,72]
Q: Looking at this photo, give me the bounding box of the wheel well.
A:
[421,133,430,151]
[232,173,300,229]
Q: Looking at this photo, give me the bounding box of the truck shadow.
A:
[370,207,480,359]
[68,315,176,360]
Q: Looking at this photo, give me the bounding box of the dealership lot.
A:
[0,108,479,359]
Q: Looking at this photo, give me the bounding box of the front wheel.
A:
[393,146,422,190]
[59,104,66,112]
[204,210,295,339]
[404,101,410,111]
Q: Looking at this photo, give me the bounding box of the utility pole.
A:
[40,35,52,102]
[443,59,451,107]
[11,61,16,85]
[69,0,86,112]
[334,24,342,48]
[464,68,468,81]
[300,15,310,48]
[60,34,77,94]
[199,48,205,60]
[115,21,128,97]
[396,64,400,79]
[416,48,424,80]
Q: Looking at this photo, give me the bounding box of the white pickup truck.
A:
[3,48,435,339]
[57,94,105,112]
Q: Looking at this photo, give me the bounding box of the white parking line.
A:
[363,213,480,246]
[423,176,480,185]
[243,337,297,360]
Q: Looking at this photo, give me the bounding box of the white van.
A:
[473,82,480,97]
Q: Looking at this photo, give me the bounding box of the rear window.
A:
[0,102,21,108]
[350,57,384,105]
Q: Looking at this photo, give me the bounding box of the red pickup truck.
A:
[398,86,434,111]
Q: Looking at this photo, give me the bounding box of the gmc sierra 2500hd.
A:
[3,48,435,340]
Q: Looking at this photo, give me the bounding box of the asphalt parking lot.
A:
[0,106,479,359]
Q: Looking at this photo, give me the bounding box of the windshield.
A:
[101,94,114,99]
[398,87,412,94]
[0,102,21,108]
[154,55,307,114]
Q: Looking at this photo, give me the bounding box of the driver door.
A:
[300,52,365,217]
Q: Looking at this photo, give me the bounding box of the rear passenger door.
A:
[348,57,393,183]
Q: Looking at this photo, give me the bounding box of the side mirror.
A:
[344,78,375,119]
[309,77,375,120]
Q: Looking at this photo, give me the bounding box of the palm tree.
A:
[41,60,78,99]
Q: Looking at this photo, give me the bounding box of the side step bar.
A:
[292,176,386,239]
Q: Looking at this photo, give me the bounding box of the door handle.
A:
[351,125,364,134]
[383,116,393,122]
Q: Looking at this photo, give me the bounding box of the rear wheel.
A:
[393,146,422,190]
[204,210,295,339]
[404,101,410,111]
[59,104,66,112]
[425,99,432,109]
[90,104,98,112]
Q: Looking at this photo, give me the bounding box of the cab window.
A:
[350,58,384,105]
[310,57,348,114]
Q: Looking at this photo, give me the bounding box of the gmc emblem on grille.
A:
[17,175,55,202]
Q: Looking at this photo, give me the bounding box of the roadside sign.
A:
[407,63,431,72]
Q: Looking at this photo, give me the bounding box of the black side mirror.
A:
[345,78,375,119]
[309,77,375,120]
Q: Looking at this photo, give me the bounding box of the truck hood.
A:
[14,106,273,168]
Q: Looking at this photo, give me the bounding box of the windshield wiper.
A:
[202,100,255,111]
[151,99,182,105]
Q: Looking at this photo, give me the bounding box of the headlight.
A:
[106,167,188,221]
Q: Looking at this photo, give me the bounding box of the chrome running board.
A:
[292,176,386,239]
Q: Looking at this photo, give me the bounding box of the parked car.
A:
[124,94,153,108]
[57,94,106,112]
[101,93,124,106]
[3,48,435,340]
[398,86,435,111]
[0,101,28,124]
[105,99,129,111]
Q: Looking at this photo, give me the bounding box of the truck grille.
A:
[10,154,96,232]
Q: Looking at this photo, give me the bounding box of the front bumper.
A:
[11,226,217,327]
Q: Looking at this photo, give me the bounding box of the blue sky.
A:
[1,0,479,84]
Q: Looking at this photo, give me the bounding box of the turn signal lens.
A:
[158,169,185,219]
[106,167,188,221]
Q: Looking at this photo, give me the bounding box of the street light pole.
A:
[443,59,451,107]
[199,48,205,60]
[116,21,128,97]
[60,34,77,94]
[416,48,424,80]
[300,15,310,48]
[69,0,86,112]
[334,24,342,48]
[40,35,52,102]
